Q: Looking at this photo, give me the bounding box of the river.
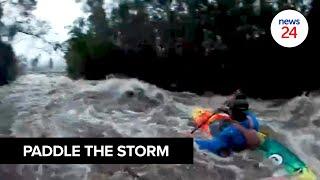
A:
[0,72,319,180]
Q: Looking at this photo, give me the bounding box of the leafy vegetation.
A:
[66,0,311,80]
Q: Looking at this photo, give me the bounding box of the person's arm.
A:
[195,137,229,155]
[246,111,260,131]
[195,128,232,156]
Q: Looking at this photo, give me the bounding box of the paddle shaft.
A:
[190,113,216,134]
[190,91,239,134]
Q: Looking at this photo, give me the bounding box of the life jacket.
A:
[193,110,233,136]
[232,115,262,150]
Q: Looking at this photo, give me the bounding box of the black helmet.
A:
[230,93,249,111]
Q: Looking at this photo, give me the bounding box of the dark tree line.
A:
[0,0,40,85]
[0,41,17,85]
[65,0,319,98]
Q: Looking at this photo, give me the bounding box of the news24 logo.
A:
[271,10,309,48]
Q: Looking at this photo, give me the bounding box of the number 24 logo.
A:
[282,26,297,38]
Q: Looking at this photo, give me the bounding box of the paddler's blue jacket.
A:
[195,111,260,156]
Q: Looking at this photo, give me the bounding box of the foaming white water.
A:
[0,73,319,179]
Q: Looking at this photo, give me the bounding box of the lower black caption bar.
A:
[0,138,193,164]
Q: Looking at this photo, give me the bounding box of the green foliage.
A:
[65,0,311,79]
[66,33,89,79]
[0,42,18,85]
[65,17,118,79]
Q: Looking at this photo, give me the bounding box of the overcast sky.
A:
[33,0,86,43]
[2,0,91,69]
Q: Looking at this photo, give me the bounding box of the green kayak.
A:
[258,137,317,179]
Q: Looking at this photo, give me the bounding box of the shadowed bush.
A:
[0,42,17,86]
